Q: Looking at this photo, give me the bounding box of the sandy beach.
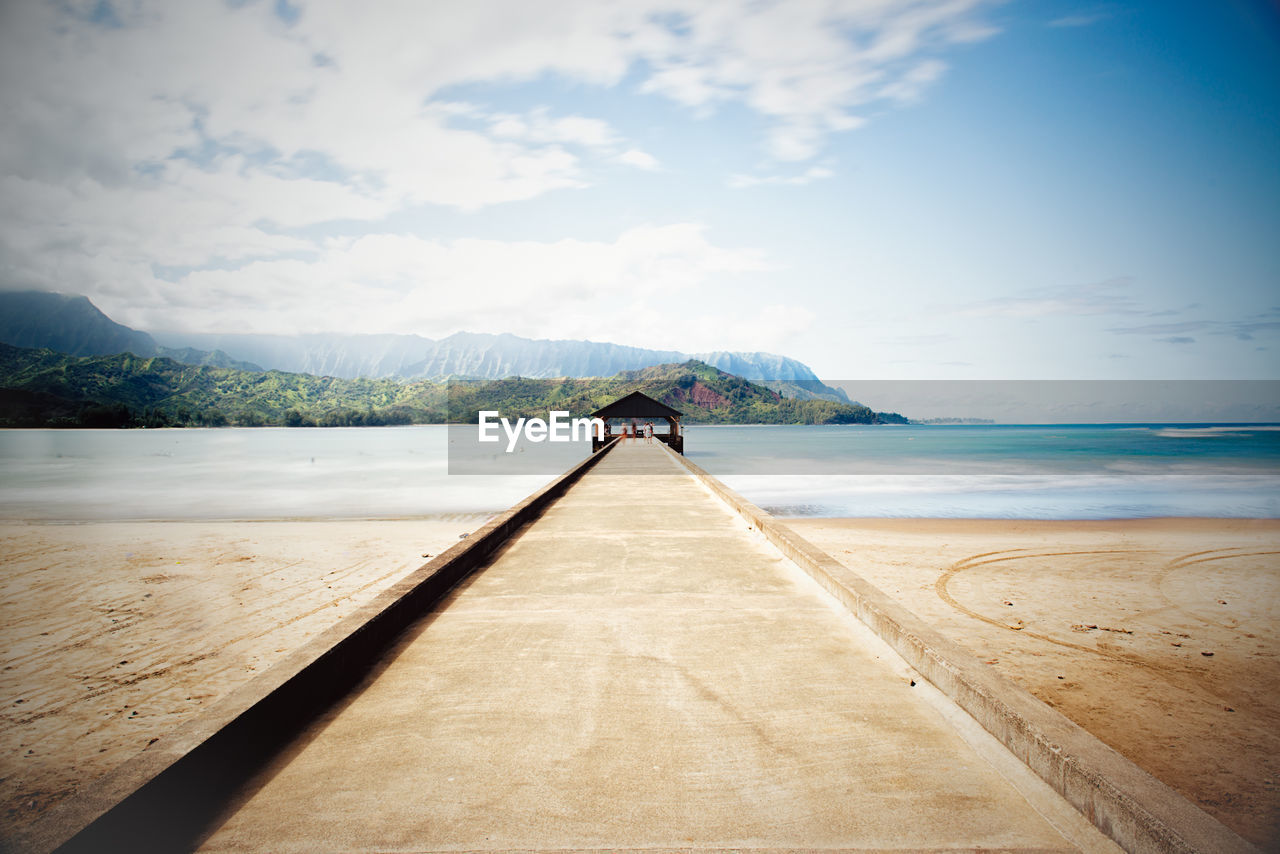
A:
[0,518,479,833]
[789,517,1280,848]
[1,515,1277,848]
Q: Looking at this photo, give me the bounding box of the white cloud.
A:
[105,223,770,338]
[616,149,661,170]
[637,1,993,160]
[486,107,664,170]
[488,107,621,149]
[727,166,834,188]
[596,300,816,355]
[878,59,948,105]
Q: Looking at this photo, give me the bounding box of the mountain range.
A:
[0,343,902,429]
[0,290,261,371]
[0,290,848,401]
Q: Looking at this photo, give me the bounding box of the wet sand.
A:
[0,518,478,833]
[788,517,1280,849]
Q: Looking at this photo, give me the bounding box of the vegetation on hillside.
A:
[0,344,905,428]
[446,361,905,424]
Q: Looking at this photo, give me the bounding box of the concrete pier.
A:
[194,442,1117,852]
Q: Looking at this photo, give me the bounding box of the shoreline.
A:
[1,516,1276,846]
[8,513,1278,525]
[778,514,1280,524]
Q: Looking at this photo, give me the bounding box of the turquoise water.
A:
[687,424,1280,518]
[685,424,1280,474]
[1,424,1278,521]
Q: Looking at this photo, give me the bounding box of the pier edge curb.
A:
[664,445,1258,854]
[11,439,620,854]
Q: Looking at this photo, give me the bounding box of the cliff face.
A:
[1,290,833,390]
[690,350,817,382]
[157,329,823,383]
[399,332,689,381]
[0,291,158,358]
[668,381,731,409]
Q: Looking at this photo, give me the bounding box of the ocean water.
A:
[1,424,1277,521]
[686,424,1280,518]
[0,427,547,522]
[687,423,1280,475]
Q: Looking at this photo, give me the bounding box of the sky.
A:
[1,0,1278,382]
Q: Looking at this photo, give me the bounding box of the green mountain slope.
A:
[0,343,440,427]
[0,344,905,427]
[447,361,904,424]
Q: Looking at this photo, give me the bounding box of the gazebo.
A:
[590,391,684,454]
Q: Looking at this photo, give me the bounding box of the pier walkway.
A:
[195,442,1115,852]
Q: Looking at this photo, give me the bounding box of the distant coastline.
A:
[913,417,996,425]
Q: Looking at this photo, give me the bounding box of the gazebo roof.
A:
[591,391,683,420]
